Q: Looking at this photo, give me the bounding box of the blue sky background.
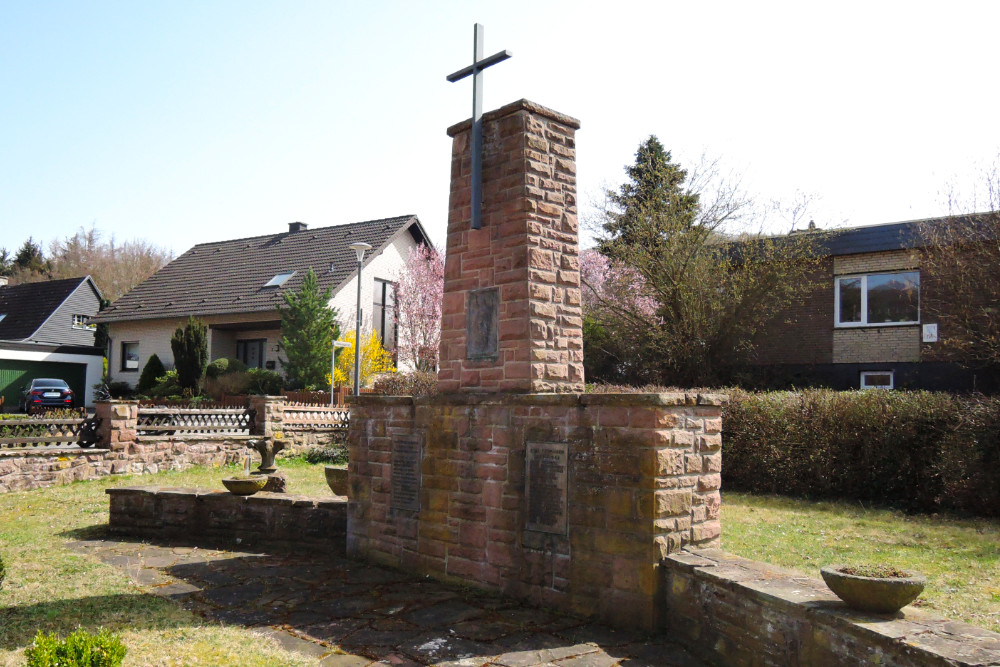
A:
[3,1,999,257]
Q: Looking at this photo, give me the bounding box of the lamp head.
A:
[349,241,373,262]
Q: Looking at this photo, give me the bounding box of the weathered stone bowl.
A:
[222,476,269,496]
[324,466,348,497]
[821,565,926,613]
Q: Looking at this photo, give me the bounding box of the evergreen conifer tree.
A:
[279,268,339,389]
[170,318,209,394]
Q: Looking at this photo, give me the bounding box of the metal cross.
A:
[447,23,512,230]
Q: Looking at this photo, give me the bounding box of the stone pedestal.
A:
[438,100,584,393]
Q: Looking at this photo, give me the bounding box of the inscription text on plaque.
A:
[525,441,568,534]
[391,433,423,512]
[466,287,499,360]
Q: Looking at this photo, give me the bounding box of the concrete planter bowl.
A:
[325,466,348,497]
[222,476,269,496]
[821,565,926,614]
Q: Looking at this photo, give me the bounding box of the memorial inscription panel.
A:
[466,287,499,360]
[391,433,422,512]
[525,441,568,534]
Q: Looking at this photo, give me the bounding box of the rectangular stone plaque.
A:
[391,433,422,512]
[525,441,568,534]
[466,287,499,360]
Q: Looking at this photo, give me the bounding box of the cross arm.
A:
[446,50,513,82]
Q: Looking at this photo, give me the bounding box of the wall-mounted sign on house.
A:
[91,216,430,387]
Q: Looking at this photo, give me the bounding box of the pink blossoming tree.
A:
[394,244,444,372]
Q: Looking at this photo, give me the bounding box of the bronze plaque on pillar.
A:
[466,287,499,360]
[525,441,568,534]
[391,433,422,512]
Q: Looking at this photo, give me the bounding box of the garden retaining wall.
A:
[0,398,340,494]
[107,486,347,552]
[664,549,1000,667]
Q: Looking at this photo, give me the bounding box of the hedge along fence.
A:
[722,389,1000,517]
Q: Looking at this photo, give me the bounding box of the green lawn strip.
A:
[0,457,336,666]
[721,492,1000,634]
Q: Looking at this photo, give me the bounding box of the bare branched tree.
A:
[919,159,1000,372]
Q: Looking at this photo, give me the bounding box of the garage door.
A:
[0,360,88,410]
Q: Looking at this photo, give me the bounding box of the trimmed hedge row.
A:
[722,389,1000,516]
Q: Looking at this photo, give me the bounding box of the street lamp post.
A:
[348,242,372,397]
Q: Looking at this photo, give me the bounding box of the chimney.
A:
[288,222,308,233]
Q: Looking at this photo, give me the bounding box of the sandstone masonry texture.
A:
[438,100,584,393]
[346,392,726,631]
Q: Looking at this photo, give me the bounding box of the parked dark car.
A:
[18,378,75,413]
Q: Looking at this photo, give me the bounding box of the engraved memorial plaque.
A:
[525,441,568,534]
[391,433,422,512]
[466,287,499,360]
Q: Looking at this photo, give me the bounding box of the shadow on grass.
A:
[0,593,193,651]
[58,523,112,541]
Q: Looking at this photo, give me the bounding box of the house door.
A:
[236,339,266,369]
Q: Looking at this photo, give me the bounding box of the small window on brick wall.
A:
[860,370,894,390]
[835,271,919,327]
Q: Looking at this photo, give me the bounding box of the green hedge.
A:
[25,628,126,666]
[722,389,1000,516]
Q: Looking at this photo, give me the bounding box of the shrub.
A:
[247,368,283,395]
[170,317,209,393]
[722,389,1000,517]
[202,371,253,400]
[0,552,5,590]
[205,357,247,379]
[147,370,182,398]
[25,628,126,667]
[105,382,134,399]
[136,354,166,393]
[372,372,438,397]
[303,442,348,465]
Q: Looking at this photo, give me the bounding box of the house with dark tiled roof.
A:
[0,276,105,407]
[91,216,430,388]
[751,213,997,391]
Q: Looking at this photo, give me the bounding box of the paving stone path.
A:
[70,537,706,667]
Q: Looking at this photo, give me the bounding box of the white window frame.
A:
[72,314,97,330]
[834,271,920,328]
[860,370,894,390]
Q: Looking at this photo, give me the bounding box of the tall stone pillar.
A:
[437,100,584,393]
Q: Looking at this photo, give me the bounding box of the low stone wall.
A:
[347,392,725,632]
[0,435,249,494]
[107,487,347,552]
[664,549,1000,667]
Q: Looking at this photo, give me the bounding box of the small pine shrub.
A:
[136,354,166,393]
[372,372,438,397]
[148,370,181,397]
[25,628,127,667]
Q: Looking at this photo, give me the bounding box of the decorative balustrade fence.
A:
[0,412,101,449]
[282,402,350,430]
[136,407,255,436]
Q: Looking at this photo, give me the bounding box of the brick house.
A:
[0,276,105,407]
[751,215,995,391]
[91,217,430,388]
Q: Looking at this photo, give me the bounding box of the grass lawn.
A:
[722,492,1000,634]
[3,462,999,665]
[0,457,336,667]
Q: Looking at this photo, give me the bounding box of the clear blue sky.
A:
[3,1,999,257]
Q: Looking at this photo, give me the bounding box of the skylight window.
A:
[264,271,295,288]
[0,314,6,322]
